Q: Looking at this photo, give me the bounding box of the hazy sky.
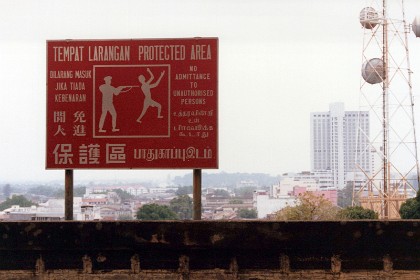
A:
[1,0,420,183]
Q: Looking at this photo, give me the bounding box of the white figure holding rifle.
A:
[98,76,132,132]
[136,68,165,123]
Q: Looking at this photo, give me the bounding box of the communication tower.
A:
[354,0,420,218]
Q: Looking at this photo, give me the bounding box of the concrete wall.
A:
[0,221,420,279]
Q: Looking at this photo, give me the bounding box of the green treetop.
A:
[136,203,178,220]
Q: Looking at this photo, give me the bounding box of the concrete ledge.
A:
[0,220,419,272]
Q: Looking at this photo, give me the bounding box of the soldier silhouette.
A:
[98,76,131,132]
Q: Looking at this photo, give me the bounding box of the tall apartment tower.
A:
[310,103,370,189]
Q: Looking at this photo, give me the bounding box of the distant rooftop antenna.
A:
[354,0,420,219]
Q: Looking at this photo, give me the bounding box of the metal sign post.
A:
[193,169,202,220]
[65,169,73,220]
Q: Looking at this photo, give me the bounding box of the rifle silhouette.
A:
[117,85,140,94]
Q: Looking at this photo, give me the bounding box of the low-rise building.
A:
[292,186,338,205]
[0,198,84,221]
[253,190,296,219]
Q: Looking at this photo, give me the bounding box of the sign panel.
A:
[46,38,218,169]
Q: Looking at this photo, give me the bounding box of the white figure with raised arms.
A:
[136,68,165,123]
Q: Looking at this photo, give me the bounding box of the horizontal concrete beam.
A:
[0,221,419,271]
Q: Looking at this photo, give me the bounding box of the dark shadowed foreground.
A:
[0,220,420,279]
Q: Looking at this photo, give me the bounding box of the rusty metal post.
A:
[65,169,73,220]
[193,169,202,220]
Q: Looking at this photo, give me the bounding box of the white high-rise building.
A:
[310,103,370,189]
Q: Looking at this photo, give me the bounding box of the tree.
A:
[118,214,133,220]
[170,195,193,219]
[53,186,86,198]
[2,184,11,198]
[176,186,193,196]
[273,192,339,221]
[337,182,355,208]
[234,186,257,199]
[0,195,36,211]
[337,206,378,219]
[28,185,56,196]
[237,208,257,219]
[74,186,87,197]
[400,194,420,219]
[229,199,243,204]
[212,189,231,198]
[113,189,134,201]
[136,203,178,220]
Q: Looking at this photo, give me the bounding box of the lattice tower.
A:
[354,0,420,219]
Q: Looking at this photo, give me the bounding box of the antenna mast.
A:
[355,0,419,219]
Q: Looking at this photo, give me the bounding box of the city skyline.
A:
[1,0,420,183]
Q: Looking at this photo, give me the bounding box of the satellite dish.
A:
[362,58,385,84]
[360,7,379,29]
[413,16,420,38]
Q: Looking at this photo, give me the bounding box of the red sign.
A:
[46,38,218,169]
